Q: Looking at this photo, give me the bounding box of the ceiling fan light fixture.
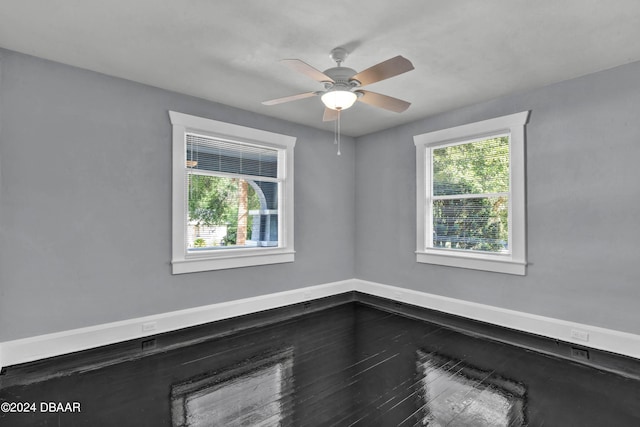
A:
[321,90,357,111]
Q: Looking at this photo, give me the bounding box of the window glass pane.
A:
[186,175,279,251]
[433,137,509,196]
[433,197,509,253]
[187,134,278,178]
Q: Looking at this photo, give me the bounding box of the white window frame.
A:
[413,111,530,275]
[170,111,296,274]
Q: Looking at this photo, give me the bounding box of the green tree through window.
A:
[431,137,509,252]
[188,175,261,247]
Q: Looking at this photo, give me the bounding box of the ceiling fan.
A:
[262,47,415,122]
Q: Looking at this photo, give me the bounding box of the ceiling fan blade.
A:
[356,90,411,113]
[323,107,339,122]
[351,56,414,86]
[262,91,318,106]
[281,59,334,83]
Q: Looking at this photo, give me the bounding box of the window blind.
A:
[186,133,278,178]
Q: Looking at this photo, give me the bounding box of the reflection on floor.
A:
[1,299,639,426]
[171,348,294,426]
[416,351,525,426]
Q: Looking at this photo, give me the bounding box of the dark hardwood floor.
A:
[1,297,639,426]
[352,304,640,426]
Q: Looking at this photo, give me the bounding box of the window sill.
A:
[172,250,295,274]
[416,250,526,275]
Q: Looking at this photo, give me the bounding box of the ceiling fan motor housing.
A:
[323,67,360,90]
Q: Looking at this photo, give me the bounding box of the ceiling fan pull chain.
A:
[337,109,342,156]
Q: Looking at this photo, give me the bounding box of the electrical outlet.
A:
[571,347,590,360]
[142,321,157,332]
[570,329,589,342]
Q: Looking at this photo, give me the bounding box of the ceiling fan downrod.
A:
[329,47,349,67]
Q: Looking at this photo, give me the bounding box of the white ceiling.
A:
[1,1,640,137]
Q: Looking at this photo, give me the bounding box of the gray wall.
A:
[0,49,356,341]
[355,60,640,334]
[2,46,639,342]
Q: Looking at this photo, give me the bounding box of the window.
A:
[170,111,296,274]
[414,111,529,275]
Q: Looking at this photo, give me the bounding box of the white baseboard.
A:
[1,278,639,370]
[0,279,354,370]
[353,279,640,361]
